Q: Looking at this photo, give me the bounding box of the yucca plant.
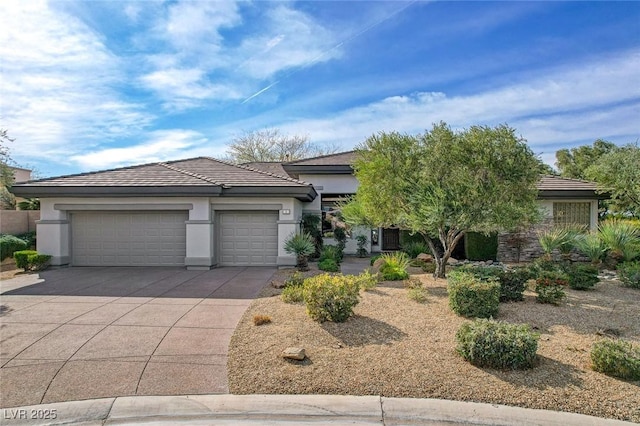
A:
[574,233,606,266]
[537,227,571,261]
[598,219,640,263]
[284,232,315,271]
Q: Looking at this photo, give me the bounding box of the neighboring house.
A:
[10,152,603,268]
[11,166,32,184]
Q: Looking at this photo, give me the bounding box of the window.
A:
[321,194,352,236]
[553,202,591,228]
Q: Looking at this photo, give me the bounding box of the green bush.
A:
[534,270,568,304]
[333,227,347,259]
[447,271,500,318]
[16,231,36,248]
[319,245,341,264]
[456,319,539,369]
[302,273,361,322]
[379,252,410,281]
[498,268,530,302]
[617,261,640,289]
[356,234,368,258]
[591,339,640,380]
[318,258,339,272]
[1,235,28,261]
[566,263,599,290]
[408,286,428,303]
[464,232,498,261]
[13,250,38,269]
[354,270,379,291]
[282,285,304,304]
[27,254,52,271]
[401,241,429,259]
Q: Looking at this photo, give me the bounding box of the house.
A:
[10,152,603,268]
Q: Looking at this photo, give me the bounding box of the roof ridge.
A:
[200,156,311,186]
[158,162,226,187]
[284,150,356,165]
[541,174,596,184]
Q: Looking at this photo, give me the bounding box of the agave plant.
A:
[574,233,606,266]
[598,219,640,263]
[284,232,315,271]
[537,227,571,261]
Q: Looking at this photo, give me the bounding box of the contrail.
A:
[241,1,418,104]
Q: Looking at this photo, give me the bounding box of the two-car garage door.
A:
[71,210,279,267]
[71,211,188,266]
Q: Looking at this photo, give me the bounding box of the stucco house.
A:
[10,151,603,268]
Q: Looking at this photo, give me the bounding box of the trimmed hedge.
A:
[302,273,361,322]
[14,250,51,271]
[591,339,640,380]
[456,319,539,369]
[13,250,38,269]
[455,265,528,303]
[464,232,498,261]
[1,235,28,261]
[447,271,500,318]
[566,264,599,290]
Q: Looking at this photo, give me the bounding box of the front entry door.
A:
[382,228,401,251]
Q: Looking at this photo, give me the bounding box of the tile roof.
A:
[538,175,597,191]
[13,157,311,188]
[284,151,357,166]
[236,162,291,180]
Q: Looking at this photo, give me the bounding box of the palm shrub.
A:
[17,198,40,210]
[574,233,606,266]
[379,252,410,281]
[456,319,539,369]
[591,339,640,380]
[447,270,500,318]
[537,227,571,261]
[401,241,429,259]
[284,232,315,271]
[302,273,361,322]
[598,219,640,264]
[617,261,640,289]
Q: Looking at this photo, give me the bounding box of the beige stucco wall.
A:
[0,210,40,235]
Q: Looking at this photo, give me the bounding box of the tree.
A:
[225,128,338,163]
[555,139,617,179]
[342,122,541,278]
[0,129,16,209]
[585,143,640,217]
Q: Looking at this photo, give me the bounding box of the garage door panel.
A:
[72,211,187,266]
[219,211,278,266]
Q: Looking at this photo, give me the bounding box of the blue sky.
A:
[1,1,639,178]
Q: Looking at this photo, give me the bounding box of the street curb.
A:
[1,395,635,425]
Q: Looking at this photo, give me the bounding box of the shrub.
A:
[16,231,36,248]
[408,287,428,303]
[354,270,379,291]
[333,227,347,258]
[456,319,539,369]
[591,339,640,380]
[13,250,38,270]
[401,241,429,259]
[302,213,323,258]
[421,262,436,274]
[282,285,304,304]
[535,270,568,304]
[284,271,305,288]
[27,254,52,271]
[537,227,572,260]
[318,258,339,272]
[370,254,382,266]
[565,263,599,290]
[284,232,316,271]
[447,271,500,318]
[464,232,498,261]
[498,267,530,302]
[302,273,361,322]
[1,235,28,261]
[319,245,341,264]
[403,277,423,289]
[356,234,368,258]
[617,261,640,289]
[253,315,272,326]
[574,233,606,266]
[379,252,410,281]
[599,219,640,262]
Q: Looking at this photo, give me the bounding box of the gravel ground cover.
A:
[228,264,640,422]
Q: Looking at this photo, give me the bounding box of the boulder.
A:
[372,258,385,273]
[416,253,433,263]
[447,257,459,265]
[282,347,306,361]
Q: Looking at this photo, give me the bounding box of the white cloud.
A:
[71,129,207,170]
[0,0,153,163]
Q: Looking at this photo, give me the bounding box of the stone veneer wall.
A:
[497,218,553,264]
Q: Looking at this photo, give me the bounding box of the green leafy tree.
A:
[555,139,617,180]
[343,123,541,278]
[585,143,640,217]
[1,129,16,209]
[226,128,338,163]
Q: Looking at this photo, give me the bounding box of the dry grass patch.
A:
[228,271,640,422]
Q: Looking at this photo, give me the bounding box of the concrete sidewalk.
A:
[0,394,634,425]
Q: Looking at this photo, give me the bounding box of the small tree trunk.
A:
[296,255,309,271]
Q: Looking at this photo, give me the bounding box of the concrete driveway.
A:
[0,266,275,408]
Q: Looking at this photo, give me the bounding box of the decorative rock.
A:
[485,260,494,265]
[416,253,433,263]
[271,280,285,289]
[372,258,385,273]
[282,347,306,361]
[447,257,459,265]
